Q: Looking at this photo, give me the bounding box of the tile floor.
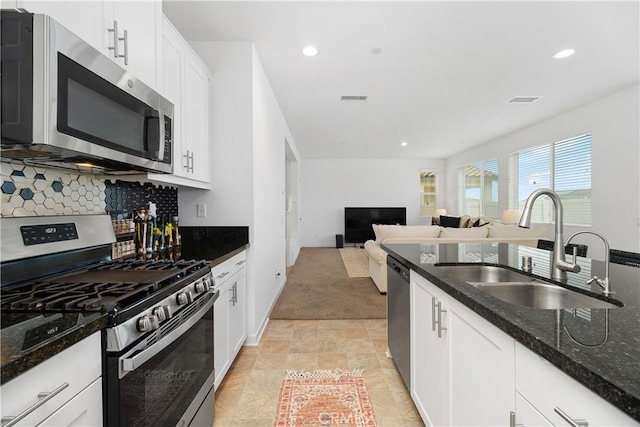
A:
[213,319,424,427]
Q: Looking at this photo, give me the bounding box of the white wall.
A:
[179,41,299,344]
[445,84,640,258]
[179,42,254,227]
[249,45,298,341]
[301,158,446,247]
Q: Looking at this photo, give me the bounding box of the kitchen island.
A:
[382,242,639,424]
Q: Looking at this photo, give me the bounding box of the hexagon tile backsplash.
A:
[0,162,177,218]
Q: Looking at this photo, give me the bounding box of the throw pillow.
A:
[440,215,461,228]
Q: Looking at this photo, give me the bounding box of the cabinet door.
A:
[228,267,247,357]
[15,0,107,53]
[38,379,103,427]
[411,274,447,427]
[109,1,161,88]
[160,17,185,178]
[183,48,210,183]
[214,281,231,391]
[447,300,515,426]
[515,391,553,427]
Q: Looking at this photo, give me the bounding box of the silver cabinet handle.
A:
[236,259,246,266]
[121,29,128,65]
[216,271,230,280]
[1,382,69,427]
[234,283,238,305]
[229,284,235,304]
[509,411,524,427]
[436,301,447,338]
[108,20,120,59]
[183,150,194,173]
[431,296,437,332]
[554,407,589,427]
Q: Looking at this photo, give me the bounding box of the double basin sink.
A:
[435,265,621,310]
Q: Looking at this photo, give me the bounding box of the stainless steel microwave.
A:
[0,11,173,174]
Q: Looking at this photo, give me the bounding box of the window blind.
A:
[509,133,591,225]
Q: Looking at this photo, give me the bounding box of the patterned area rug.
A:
[274,369,377,427]
[338,248,370,278]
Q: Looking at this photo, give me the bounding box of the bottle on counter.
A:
[172,216,181,247]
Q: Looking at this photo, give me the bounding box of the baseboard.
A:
[245,274,287,346]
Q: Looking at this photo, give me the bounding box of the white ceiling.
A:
[162,1,640,159]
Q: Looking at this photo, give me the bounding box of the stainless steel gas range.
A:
[0,214,217,427]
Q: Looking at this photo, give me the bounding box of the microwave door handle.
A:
[144,109,161,160]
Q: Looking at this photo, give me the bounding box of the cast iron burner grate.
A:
[0,259,209,314]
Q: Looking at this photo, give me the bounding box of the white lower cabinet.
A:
[515,343,637,427]
[410,271,514,426]
[447,300,515,426]
[213,251,247,390]
[0,332,102,427]
[409,270,638,427]
[411,273,447,426]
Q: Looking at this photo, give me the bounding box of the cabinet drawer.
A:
[515,343,637,426]
[38,378,102,427]
[1,332,101,427]
[211,251,246,289]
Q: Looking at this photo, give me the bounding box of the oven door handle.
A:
[120,290,217,377]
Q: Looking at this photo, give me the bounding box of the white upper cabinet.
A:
[106,1,161,89]
[147,16,211,188]
[15,0,161,89]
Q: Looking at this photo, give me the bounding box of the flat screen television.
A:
[344,207,407,243]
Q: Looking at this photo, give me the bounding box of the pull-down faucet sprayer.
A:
[518,188,579,281]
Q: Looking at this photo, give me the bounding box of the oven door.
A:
[105,290,217,427]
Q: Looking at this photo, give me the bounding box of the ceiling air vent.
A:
[507,96,542,104]
[341,95,368,103]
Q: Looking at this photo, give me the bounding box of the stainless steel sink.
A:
[435,264,622,309]
[436,265,535,283]
[473,282,621,309]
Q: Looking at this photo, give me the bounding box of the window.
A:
[459,158,499,217]
[419,171,437,216]
[508,133,591,225]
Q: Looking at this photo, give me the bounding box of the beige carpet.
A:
[270,248,386,319]
[338,247,369,277]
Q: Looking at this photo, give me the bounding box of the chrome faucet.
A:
[565,231,613,295]
[518,188,578,281]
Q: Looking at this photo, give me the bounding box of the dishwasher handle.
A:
[388,258,410,283]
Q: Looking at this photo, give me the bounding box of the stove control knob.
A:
[137,314,160,332]
[195,279,210,293]
[177,291,193,305]
[153,305,172,322]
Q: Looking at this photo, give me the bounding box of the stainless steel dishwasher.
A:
[387,254,411,390]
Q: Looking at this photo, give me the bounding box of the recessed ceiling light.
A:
[400,141,408,147]
[302,46,318,57]
[371,47,382,55]
[552,48,575,59]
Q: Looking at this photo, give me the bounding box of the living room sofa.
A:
[364,220,547,293]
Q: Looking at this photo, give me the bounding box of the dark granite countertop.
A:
[1,226,250,385]
[1,312,107,384]
[381,242,640,422]
[180,226,249,265]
